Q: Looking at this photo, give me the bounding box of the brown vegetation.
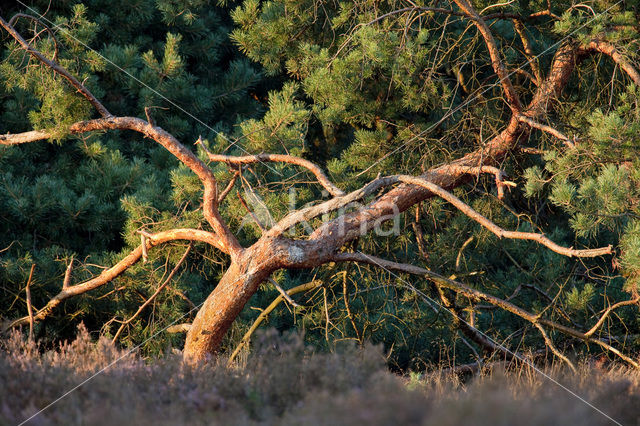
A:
[1,327,638,425]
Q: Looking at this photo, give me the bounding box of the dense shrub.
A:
[2,327,639,425]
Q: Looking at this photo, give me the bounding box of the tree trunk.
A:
[183,259,267,362]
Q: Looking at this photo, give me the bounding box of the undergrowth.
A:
[1,326,639,425]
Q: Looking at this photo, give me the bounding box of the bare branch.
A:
[396,175,612,258]
[200,147,345,197]
[5,229,221,330]
[237,190,266,232]
[331,252,639,369]
[268,278,302,308]
[0,117,243,256]
[62,257,73,290]
[112,245,192,343]
[268,176,398,236]
[218,169,240,203]
[533,323,577,372]
[0,130,52,145]
[585,297,640,338]
[25,264,36,342]
[517,114,573,147]
[446,165,516,199]
[453,0,522,111]
[583,39,640,86]
[0,15,111,117]
[8,13,59,61]
[513,19,542,85]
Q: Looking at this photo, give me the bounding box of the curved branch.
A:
[8,13,59,61]
[585,297,640,338]
[5,229,220,330]
[453,0,521,111]
[200,148,344,197]
[0,15,111,118]
[0,117,243,256]
[397,174,612,257]
[332,252,639,369]
[583,39,640,86]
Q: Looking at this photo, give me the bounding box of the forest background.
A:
[0,0,639,378]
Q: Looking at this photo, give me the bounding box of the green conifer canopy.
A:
[1,0,639,369]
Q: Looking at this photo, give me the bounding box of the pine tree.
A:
[1,1,639,369]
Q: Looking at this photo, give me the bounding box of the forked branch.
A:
[5,229,220,331]
[396,175,612,258]
[198,143,345,197]
[332,252,639,369]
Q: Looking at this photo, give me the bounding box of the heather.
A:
[2,1,640,422]
[2,328,639,426]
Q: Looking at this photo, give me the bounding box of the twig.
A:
[237,190,266,232]
[25,264,36,342]
[8,13,59,61]
[0,15,111,117]
[268,278,301,308]
[62,256,74,289]
[140,233,148,263]
[534,323,577,373]
[218,169,240,203]
[517,114,574,147]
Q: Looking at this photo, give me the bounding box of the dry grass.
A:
[1,327,639,425]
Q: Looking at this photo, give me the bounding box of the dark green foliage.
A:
[1,0,639,372]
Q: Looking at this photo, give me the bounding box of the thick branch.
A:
[0,129,52,145]
[5,229,220,330]
[0,117,242,256]
[0,15,111,118]
[583,40,640,86]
